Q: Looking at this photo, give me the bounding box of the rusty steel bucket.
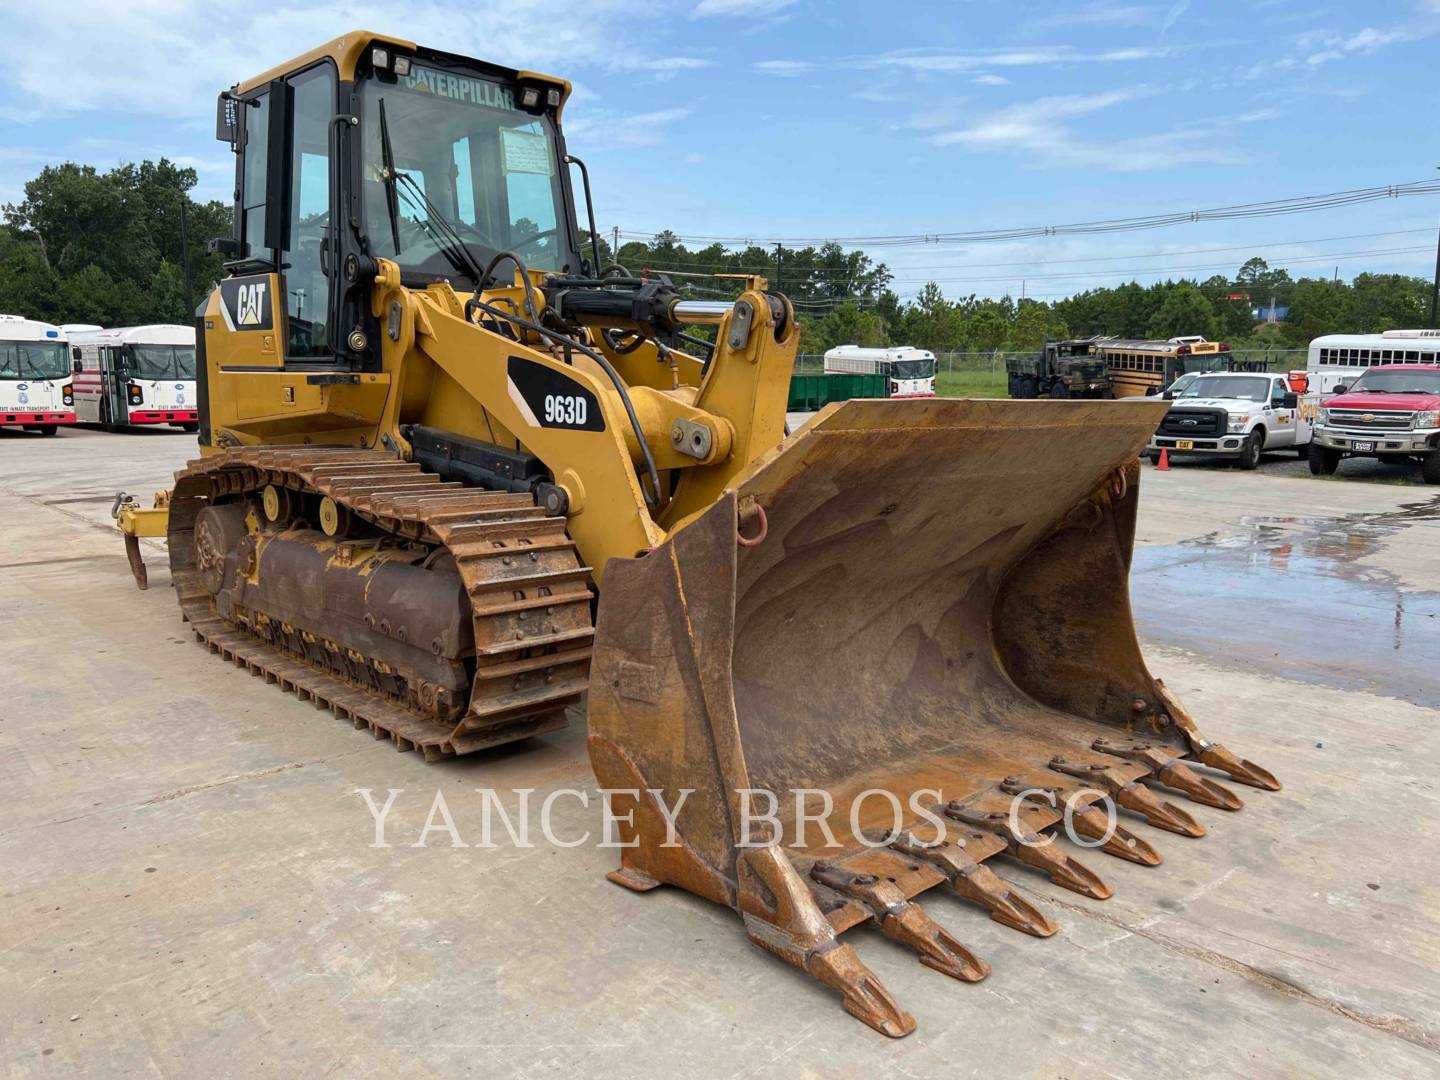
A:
[587,398,1278,1038]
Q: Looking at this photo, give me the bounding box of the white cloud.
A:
[631,57,712,73]
[626,56,713,82]
[926,87,1262,172]
[564,107,691,147]
[753,59,817,76]
[0,1,649,120]
[1298,24,1418,66]
[861,44,1170,75]
[1159,0,1191,37]
[905,110,958,131]
[971,73,1010,86]
[932,88,1148,146]
[692,0,796,16]
[1027,3,1159,30]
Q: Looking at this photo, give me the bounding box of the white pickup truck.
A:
[1145,371,1318,469]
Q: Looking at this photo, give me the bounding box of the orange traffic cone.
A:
[1156,448,1170,471]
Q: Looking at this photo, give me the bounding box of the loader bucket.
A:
[587,398,1279,1037]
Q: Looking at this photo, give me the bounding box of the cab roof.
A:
[234,30,571,113]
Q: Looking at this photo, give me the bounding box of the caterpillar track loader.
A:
[115,31,1280,1038]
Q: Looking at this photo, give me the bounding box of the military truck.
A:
[1007,337,1114,399]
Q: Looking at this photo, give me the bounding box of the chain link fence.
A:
[798,347,1311,373]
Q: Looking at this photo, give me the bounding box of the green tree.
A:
[908,281,964,350]
[149,260,189,323]
[1280,279,1353,345]
[1349,273,1427,331]
[0,229,62,321]
[801,302,889,351]
[967,308,1008,353]
[1007,300,1050,350]
[1147,282,1219,339]
[1235,256,1292,301]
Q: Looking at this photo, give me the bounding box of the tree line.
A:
[611,235,1434,354]
[1,158,1430,352]
[1,159,230,326]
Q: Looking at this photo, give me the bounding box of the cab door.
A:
[1266,376,1297,446]
[104,346,131,424]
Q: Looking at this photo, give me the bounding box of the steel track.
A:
[166,447,594,759]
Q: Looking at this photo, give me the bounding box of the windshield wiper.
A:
[377,98,404,255]
[392,173,485,283]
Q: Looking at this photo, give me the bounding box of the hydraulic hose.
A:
[478,250,540,322]
[464,296,664,508]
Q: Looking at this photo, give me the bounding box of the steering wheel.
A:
[507,227,560,256]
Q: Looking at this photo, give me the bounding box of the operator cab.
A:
[214,33,584,371]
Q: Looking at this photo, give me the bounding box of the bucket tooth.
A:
[1068,807,1163,866]
[1151,679,1282,790]
[1195,744,1282,792]
[811,861,989,983]
[738,846,915,1038]
[1050,757,1205,838]
[805,940,916,1039]
[1153,759,1243,811]
[891,830,1058,938]
[944,804,1113,901]
[993,774,1159,864]
[1091,739,1243,810]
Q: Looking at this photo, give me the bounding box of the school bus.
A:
[1098,336,1231,398]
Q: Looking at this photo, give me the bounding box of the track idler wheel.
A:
[261,484,296,524]
[319,495,352,537]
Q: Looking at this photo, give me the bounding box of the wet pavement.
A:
[1132,498,1440,706]
[4,428,1440,1077]
[1195,448,1431,485]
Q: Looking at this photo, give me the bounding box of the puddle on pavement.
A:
[1131,497,1440,707]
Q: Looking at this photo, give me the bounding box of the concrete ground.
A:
[2,425,1438,1079]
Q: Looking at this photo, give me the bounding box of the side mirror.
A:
[1332,382,1349,395]
[1281,392,1298,409]
[71,345,81,360]
[72,358,83,374]
[1161,390,1174,400]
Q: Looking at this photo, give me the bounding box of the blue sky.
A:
[1,0,1438,301]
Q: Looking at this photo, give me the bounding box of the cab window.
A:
[240,92,272,258]
[282,63,336,358]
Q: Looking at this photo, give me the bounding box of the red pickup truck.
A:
[1309,363,1440,483]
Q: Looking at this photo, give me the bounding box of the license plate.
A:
[1175,440,1194,450]
[1352,440,1375,453]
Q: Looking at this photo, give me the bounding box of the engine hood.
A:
[1324,391,1440,411]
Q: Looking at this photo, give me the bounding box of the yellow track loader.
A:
[116,31,1279,1037]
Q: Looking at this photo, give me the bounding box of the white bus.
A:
[70,324,199,432]
[823,345,937,398]
[1307,330,1440,394]
[0,315,75,436]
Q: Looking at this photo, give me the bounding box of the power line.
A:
[637,227,1435,276]
[616,178,1440,249]
[884,244,1434,286]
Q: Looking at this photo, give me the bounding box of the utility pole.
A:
[611,226,620,264]
[1431,165,1439,329]
[179,194,194,317]
[774,243,783,293]
[1431,222,1440,329]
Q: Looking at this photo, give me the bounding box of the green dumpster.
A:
[787,372,888,410]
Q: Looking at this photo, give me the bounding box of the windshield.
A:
[1179,375,1268,401]
[890,358,935,379]
[0,340,68,380]
[1169,373,1198,394]
[129,345,196,380]
[1349,370,1440,395]
[363,64,570,281]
